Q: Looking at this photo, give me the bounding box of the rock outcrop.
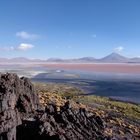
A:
[0,73,39,140]
[0,73,105,140]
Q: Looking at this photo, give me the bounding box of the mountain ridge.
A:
[0,53,140,63]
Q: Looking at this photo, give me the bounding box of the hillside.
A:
[0,73,140,140]
[0,73,105,140]
[35,83,140,140]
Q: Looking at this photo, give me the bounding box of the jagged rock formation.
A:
[0,73,39,140]
[0,73,105,140]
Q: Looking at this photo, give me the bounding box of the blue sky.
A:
[0,0,140,59]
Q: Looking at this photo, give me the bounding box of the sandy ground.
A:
[40,63,140,74]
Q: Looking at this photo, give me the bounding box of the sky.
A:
[0,0,140,59]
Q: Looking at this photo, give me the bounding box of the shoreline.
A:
[108,97,140,105]
[1,62,140,74]
[32,79,140,105]
[39,63,140,74]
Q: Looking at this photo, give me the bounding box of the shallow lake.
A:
[31,69,140,104]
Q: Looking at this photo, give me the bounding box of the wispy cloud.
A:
[16,31,40,40]
[0,43,34,51]
[113,46,124,53]
[91,34,97,38]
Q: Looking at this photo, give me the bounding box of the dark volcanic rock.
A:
[0,73,39,140]
[0,73,105,140]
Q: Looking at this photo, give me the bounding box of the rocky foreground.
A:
[0,73,140,140]
[0,73,107,140]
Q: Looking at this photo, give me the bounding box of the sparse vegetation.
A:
[34,82,140,138]
[34,82,140,121]
[34,82,83,99]
[75,95,140,120]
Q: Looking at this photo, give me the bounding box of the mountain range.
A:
[0,53,140,63]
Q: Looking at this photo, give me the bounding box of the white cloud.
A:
[16,31,39,39]
[0,43,34,51]
[113,46,124,53]
[17,43,34,51]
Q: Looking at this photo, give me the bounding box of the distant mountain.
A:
[1,53,140,63]
[46,58,64,62]
[11,57,31,62]
[0,57,45,63]
[129,57,140,63]
[0,58,9,62]
[46,57,98,63]
[76,57,97,62]
[100,53,129,63]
